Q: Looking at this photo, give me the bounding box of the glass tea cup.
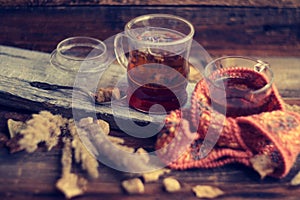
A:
[114,14,194,113]
[204,56,274,117]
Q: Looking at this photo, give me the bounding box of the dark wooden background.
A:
[0,1,300,200]
[0,0,299,57]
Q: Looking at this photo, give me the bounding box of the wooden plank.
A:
[0,45,300,131]
[0,0,299,8]
[0,6,299,57]
[0,45,172,130]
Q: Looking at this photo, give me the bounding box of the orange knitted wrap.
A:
[155,69,300,178]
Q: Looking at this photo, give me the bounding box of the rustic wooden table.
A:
[0,1,300,199]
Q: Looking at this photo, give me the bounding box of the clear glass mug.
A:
[114,14,195,113]
[204,56,274,117]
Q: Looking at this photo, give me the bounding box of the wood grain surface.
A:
[1,45,299,130]
[0,6,299,57]
[0,0,299,8]
[0,99,300,200]
[0,3,300,200]
[0,46,299,200]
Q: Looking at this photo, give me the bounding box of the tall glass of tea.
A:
[204,56,274,117]
[114,14,194,113]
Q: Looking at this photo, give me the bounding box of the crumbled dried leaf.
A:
[142,168,171,183]
[69,120,99,179]
[135,148,150,163]
[5,134,23,153]
[95,87,121,103]
[61,137,72,175]
[121,178,144,194]
[250,154,276,179]
[97,119,110,135]
[188,65,203,83]
[56,172,87,199]
[108,135,125,144]
[192,185,224,199]
[114,144,135,153]
[291,171,300,186]
[78,117,94,127]
[163,177,181,192]
[7,112,115,199]
[17,111,68,153]
[7,119,26,138]
[57,137,87,199]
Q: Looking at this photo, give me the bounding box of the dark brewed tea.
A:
[209,69,271,117]
[127,49,189,113]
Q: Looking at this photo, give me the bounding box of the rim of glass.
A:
[56,36,107,61]
[125,14,195,46]
[204,56,274,94]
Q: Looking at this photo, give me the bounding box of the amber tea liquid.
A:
[127,49,189,113]
[209,69,271,117]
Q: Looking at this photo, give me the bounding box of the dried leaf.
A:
[108,135,125,144]
[163,177,181,192]
[291,171,300,186]
[56,172,87,199]
[78,117,94,127]
[114,144,135,153]
[17,111,68,153]
[121,178,144,194]
[192,185,224,199]
[135,148,150,163]
[7,119,26,138]
[95,87,120,103]
[61,137,72,175]
[57,137,87,198]
[142,168,171,183]
[250,154,276,179]
[69,120,99,179]
[97,119,110,135]
[188,65,203,83]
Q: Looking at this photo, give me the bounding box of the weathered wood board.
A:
[0,45,195,129]
[0,45,299,130]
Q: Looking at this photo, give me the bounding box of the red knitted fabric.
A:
[237,111,300,178]
[155,109,252,170]
[155,68,299,178]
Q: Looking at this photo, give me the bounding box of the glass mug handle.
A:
[114,33,129,69]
